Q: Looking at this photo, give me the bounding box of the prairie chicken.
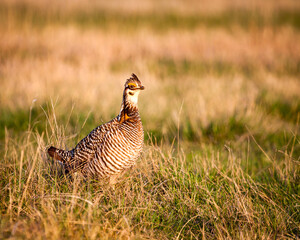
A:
[48,74,145,184]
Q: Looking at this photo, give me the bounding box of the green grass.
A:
[110,59,300,78]
[0,100,299,239]
[257,91,300,124]
[3,104,298,156]
[0,119,299,238]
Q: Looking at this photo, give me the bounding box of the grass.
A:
[2,2,300,31]
[0,103,299,239]
[257,91,300,124]
[1,0,300,239]
[111,58,300,78]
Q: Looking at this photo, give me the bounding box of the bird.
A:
[47,73,145,184]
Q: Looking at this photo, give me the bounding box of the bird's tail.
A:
[47,146,70,163]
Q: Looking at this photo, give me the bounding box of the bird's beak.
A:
[139,86,145,90]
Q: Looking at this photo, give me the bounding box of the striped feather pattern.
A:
[48,74,144,182]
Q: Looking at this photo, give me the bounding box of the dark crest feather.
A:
[125,73,141,87]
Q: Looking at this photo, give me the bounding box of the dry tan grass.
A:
[1,26,299,124]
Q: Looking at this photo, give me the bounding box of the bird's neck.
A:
[118,95,139,123]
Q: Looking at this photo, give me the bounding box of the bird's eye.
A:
[128,83,136,89]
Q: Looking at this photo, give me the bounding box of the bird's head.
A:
[123,73,145,105]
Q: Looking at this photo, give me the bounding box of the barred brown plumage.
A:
[47,73,145,184]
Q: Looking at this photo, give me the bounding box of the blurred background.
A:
[0,0,299,153]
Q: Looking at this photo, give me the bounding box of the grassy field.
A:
[0,0,299,239]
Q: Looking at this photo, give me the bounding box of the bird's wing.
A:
[66,117,118,172]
